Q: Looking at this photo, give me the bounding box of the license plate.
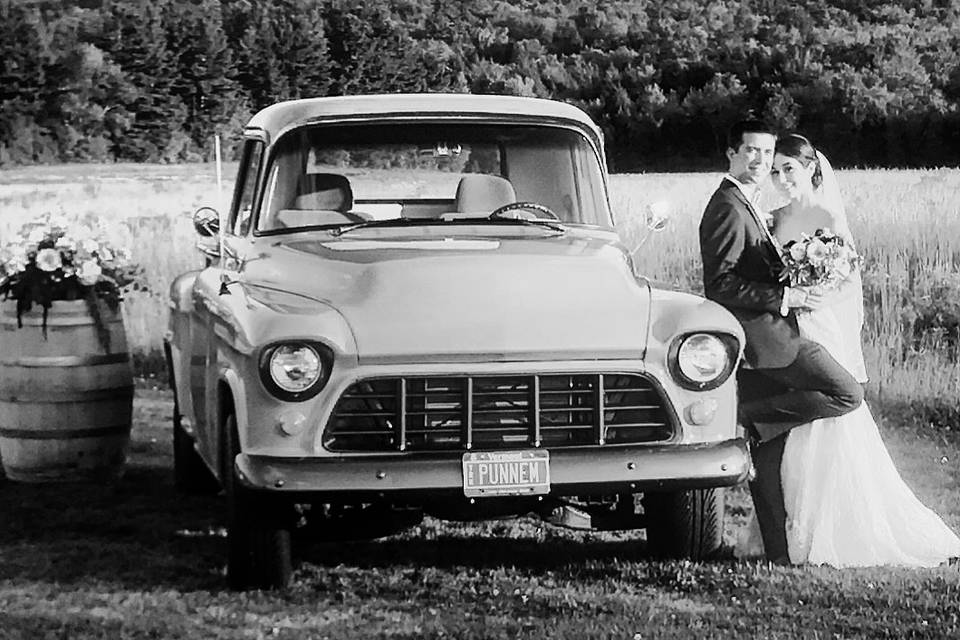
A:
[462,450,550,498]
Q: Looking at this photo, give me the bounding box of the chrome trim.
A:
[235,439,751,495]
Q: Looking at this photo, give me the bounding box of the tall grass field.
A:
[1,164,959,637]
[2,163,958,423]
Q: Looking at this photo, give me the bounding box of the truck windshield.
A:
[256,122,610,233]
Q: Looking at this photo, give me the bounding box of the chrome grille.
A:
[324,374,673,452]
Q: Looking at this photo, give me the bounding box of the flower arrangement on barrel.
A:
[0,213,145,483]
[0,213,144,352]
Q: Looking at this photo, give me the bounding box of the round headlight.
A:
[268,344,322,393]
[677,333,729,384]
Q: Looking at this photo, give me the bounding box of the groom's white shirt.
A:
[723,173,769,227]
[723,174,791,318]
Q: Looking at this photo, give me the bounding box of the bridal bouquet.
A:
[779,227,863,290]
[0,213,143,344]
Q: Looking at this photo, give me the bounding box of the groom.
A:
[698,119,864,564]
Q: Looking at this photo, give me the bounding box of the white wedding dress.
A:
[738,283,960,567]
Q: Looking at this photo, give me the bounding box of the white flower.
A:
[82,238,100,254]
[36,248,63,272]
[5,255,27,274]
[55,235,77,251]
[789,242,807,261]
[99,247,114,261]
[805,238,828,264]
[77,259,102,285]
[28,227,48,243]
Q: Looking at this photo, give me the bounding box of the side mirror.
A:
[629,200,672,272]
[645,200,671,232]
[193,206,221,238]
[193,206,221,261]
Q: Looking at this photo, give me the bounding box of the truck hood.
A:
[245,234,651,362]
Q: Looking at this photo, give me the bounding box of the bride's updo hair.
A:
[776,134,822,188]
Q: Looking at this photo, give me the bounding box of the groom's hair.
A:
[727,119,777,152]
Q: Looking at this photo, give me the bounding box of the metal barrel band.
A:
[0,385,135,404]
[0,423,131,440]
[0,353,131,368]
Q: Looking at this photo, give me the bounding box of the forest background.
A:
[3,0,960,170]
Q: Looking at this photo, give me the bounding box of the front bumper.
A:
[235,439,751,499]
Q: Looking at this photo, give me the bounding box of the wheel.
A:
[173,404,218,494]
[488,201,560,221]
[643,488,725,560]
[223,413,293,590]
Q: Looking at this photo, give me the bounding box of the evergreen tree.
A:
[164,0,243,159]
[224,0,334,109]
[95,0,187,161]
[0,1,52,163]
[40,8,135,162]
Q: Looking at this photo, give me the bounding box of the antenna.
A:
[214,134,224,261]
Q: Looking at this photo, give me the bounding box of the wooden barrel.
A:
[0,299,133,482]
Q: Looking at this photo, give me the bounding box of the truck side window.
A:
[230,140,264,236]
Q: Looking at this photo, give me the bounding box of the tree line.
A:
[2,0,959,170]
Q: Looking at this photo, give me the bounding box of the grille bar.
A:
[595,373,605,445]
[324,373,674,452]
[398,378,407,452]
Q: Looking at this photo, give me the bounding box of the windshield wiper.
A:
[331,218,420,236]
[332,216,568,237]
[472,217,568,234]
[496,218,569,233]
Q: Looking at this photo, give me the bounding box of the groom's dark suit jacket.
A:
[699,178,802,369]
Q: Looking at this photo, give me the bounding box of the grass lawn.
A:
[0,389,957,639]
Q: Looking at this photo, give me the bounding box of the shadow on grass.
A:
[0,389,703,594]
[0,461,229,591]
[297,528,652,574]
[0,457,662,591]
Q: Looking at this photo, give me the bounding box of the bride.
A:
[737,133,960,567]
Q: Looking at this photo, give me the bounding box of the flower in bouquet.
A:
[0,212,145,350]
[78,259,104,285]
[36,248,63,272]
[779,227,863,290]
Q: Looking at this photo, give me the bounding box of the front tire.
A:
[643,488,725,560]
[223,413,293,590]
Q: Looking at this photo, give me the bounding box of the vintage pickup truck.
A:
[164,94,750,589]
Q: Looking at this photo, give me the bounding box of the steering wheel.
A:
[488,201,561,221]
